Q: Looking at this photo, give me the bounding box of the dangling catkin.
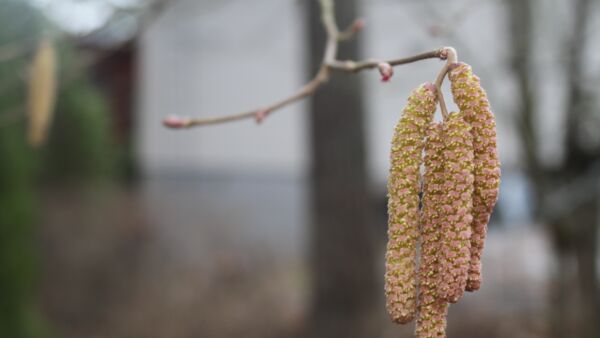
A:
[27,38,57,147]
[416,122,448,338]
[385,83,437,324]
[437,112,474,303]
[448,63,501,292]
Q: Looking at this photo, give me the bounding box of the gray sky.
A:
[29,0,142,34]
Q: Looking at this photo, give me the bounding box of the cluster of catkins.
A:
[385,63,500,338]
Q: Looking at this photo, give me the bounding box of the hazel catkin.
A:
[448,63,501,292]
[27,38,57,147]
[437,112,474,304]
[416,122,449,338]
[385,83,437,324]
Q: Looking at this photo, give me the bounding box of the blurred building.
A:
[137,0,530,222]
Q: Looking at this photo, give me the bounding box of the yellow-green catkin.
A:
[386,83,437,324]
[448,63,501,292]
[437,112,474,303]
[27,38,57,147]
[416,122,449,338]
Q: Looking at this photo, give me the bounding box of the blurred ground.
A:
[38,177,551,338]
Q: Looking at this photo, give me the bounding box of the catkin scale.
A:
[437,112,474,303]
[448,63,501,292]
[416,122,448,338]
[385,83,437,324]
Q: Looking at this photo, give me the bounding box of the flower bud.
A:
[162,115,190,129]
[255,108,269,124]
[378,62,394,82]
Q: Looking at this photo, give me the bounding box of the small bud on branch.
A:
[162,115,190,129]
[352,18,365,32]
[378,62,394,82]
[254,109,268,124]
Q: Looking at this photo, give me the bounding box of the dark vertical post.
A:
[305,1,380,337]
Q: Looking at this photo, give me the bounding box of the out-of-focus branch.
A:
[164,0,457,129]
[507,0,539,180]
[565,0,594,168]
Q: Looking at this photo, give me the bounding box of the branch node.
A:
[255,108,269,124]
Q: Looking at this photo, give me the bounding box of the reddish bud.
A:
[352,18,365,33]
[378,62,393,82]
[428,24,444,37]
[255,109,269,124]
[163,115,189,129]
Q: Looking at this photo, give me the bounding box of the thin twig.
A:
[181,68,330,127]
[337,18,365,41]
[434,46,457,120]
[328,49,445,73]
[163,0,457,129]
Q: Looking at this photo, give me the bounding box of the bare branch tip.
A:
[352,18,365,32]
[163,115,190,129]
[338,18,365,41]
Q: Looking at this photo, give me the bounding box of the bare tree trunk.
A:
[561,1,600,335]
[548,248,571,338]
[548,199,600,338]
[304,1,380,337]
[572,199,600,337]
[507,0,600,336]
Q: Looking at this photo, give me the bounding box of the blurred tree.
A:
[507,0,600,336]
[0,1,120,337]
[0,2,49,337]
[42,74,117,184]
[306,1,381,337]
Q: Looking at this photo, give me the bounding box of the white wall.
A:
[137,0,308,177]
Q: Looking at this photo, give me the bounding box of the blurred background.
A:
[1,0,599,337]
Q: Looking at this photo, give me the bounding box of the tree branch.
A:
[434,47,457,120]
[328,49,445,73]
[163,0,457,129]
